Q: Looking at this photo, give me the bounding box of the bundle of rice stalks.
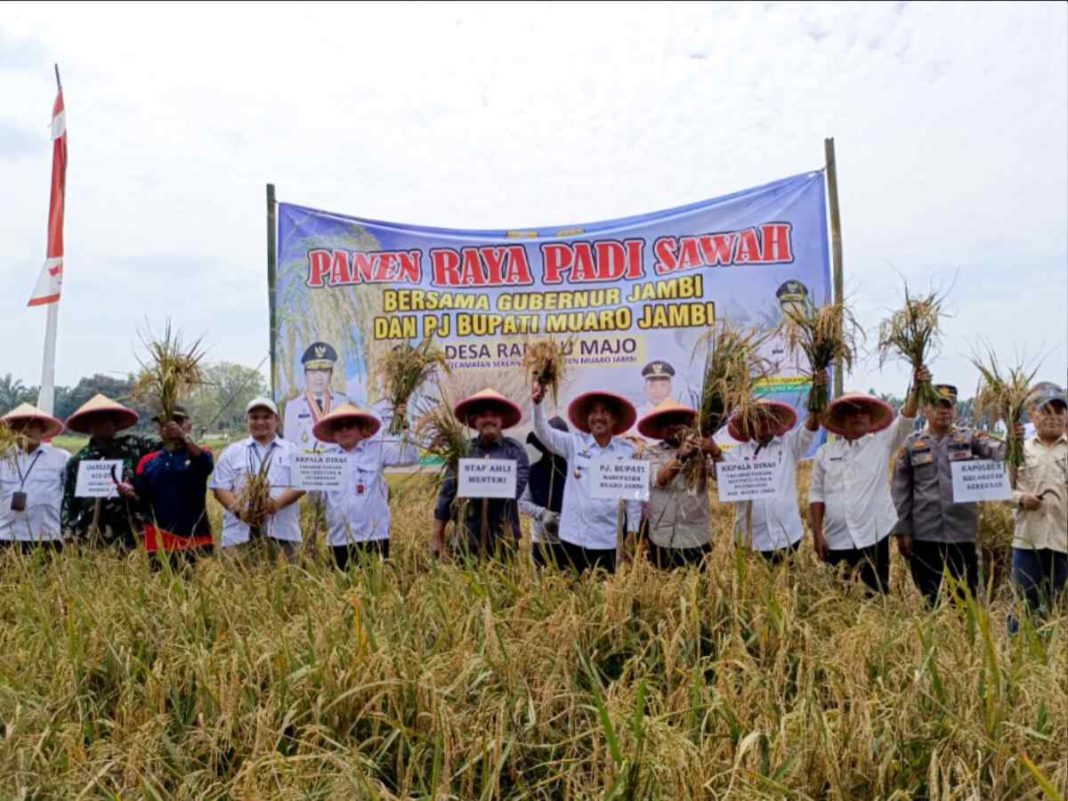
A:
[696,323,772,438]
[522,338,570,405]
[780,298,861,413]
[236,454,274,536]
[0,422,26,463]
[877,284,947,406]
[971,349,1039,486]
[413,395,470,484]
[132,321,206,431]
[380,335,449,435]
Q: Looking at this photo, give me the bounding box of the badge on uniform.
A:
[948,447,971,462]
[10,491,27,512]
[911,452,934,466]
[356,482,365,496]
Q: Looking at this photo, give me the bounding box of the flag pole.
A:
[824,137,844,400]
[38,65,64,415]
[267,183,278,398]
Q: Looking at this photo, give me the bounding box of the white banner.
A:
[951,460,1011,503]
[74,459,123,499]
[591,459,650,501]
[292,453,349,491]
[716,457,785,502]
[457,458,517,499]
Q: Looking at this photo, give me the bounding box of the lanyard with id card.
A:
[10,451,43,512]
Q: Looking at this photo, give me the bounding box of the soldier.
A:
[892,383,1006,606]
[432,389,530,561]
[61,394,158,551]
[638,399,721,570]
[283,341,350,452]
[0,404,70,553]
[1010,385,1067,617]
[809,369,924,593]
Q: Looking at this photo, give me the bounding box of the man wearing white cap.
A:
[211,397,305,561]
[312,402,418,569]
[808,368,925,593]
[1,404,70,552]
[61,394,158,550]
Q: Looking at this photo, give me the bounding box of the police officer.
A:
[283,341,350,452]
[892,384,1006,606]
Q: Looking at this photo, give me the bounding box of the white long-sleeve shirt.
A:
[322,434,419,546]
[210,436,302,547]
[808,413,915,550]
[0,444,70,542]
[723,425,815,552]
[533,402,641,551]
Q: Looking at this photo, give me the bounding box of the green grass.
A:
[0,472,1064,800]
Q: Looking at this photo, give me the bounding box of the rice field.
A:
[0,468,1064,800]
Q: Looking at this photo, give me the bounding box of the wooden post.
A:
[824,138,845,399]
[266,183,278,398]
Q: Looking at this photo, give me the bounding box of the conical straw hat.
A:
[637,398,697,439]
[454,388,522,430]
[312,403,382,443]
[65,393,139,434]
[824,393,894,437]
[1,403,64,440]
[727,400,798,442]
[567,391,637,435]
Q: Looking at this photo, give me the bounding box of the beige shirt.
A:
[644,442,712,549]
[1011,434,1067,553]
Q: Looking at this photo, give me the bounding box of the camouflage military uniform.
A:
[61,434,159,550]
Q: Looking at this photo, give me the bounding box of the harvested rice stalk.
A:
[381,335,449,435]
[0,423,26,464]
[236,453,274,536]
[413,395,470,485]
[971,350,1039,487]
[781,298,861,413]
[522,338,570,406]
[877,284,946,407]
[132,321,206,441]
[696,323,773,438]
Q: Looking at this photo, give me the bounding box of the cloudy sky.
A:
[2,1,1065,398]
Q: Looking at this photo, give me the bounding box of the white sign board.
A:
[74,459,124,499]
[591,459,651,501]
[951,460,1011,502]
[716,457,785,502]
[458,458,517,499]
[292,453,349,492]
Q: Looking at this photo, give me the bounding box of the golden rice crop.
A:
[695,323,772,438]
[132,320,206,429]
[780,298,861,413]
[0,467,1064,800]
[971,349,1040,486]
[521,338,570,406]
[379,335,449,435]
[877,283,947,407]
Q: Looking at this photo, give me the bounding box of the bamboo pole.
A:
[824,138,845,400]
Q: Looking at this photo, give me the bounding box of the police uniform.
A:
[891,384,1005,605]
[283,342,350,453]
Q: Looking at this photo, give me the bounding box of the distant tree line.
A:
[0,363,268,435]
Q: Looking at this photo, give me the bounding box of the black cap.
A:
[301,341,338,369]
[641,361,675,379]
[152,404,189,423]
[933,384,958,405]
[775,280,809,303]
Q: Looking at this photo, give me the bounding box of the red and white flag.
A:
[28,87,67,307]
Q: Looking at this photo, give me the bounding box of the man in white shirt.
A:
[311,403,418,569]
[808,368,924,593]
[211,397,305,561]
[532,385,641,575]
[721,370,827,563]
[0,404,70,554]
